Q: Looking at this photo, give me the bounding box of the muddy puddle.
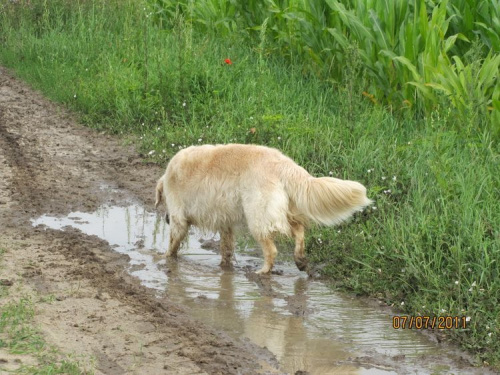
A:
[32,203,480,374]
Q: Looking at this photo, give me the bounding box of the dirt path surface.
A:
[0,67,281,374]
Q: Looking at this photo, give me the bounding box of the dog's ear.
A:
[155,178,164,208]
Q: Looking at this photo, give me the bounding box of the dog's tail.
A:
[155,177,164,208]
[155,176,170,224]
[290,175,373,226]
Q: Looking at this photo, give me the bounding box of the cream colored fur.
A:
[155,144,372,274]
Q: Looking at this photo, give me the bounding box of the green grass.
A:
[0,249,91,374]
[150,0,500,132]
[0,298,88,374]
[0,0,499,368]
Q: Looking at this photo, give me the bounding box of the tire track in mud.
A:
[0,67,281,374]
[0,108,38,217]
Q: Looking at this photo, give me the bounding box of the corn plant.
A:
[150,0,500,132]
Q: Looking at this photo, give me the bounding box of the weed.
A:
[0,249,91,373]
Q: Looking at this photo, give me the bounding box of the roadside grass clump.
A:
[0,249,91,374]
[0,0,499,368]
[0,298,88,374]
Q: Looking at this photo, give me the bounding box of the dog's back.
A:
[159,144,290,234]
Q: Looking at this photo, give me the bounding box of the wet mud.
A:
[0,66,496,374]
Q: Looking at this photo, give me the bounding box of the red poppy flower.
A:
[224,58,232,65]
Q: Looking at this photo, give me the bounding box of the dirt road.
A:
[0,67,281,374]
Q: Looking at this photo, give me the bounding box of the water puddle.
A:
[32,204,477,374]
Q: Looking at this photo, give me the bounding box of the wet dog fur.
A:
[155,144,372,274]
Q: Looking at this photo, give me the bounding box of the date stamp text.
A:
[392,316,468,330]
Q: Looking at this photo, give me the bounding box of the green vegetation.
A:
[0,249,90,374]
[0,0,499,367]
[0,298,88,374]
[151,0,500,133]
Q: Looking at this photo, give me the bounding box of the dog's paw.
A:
[294,257,309,272]
[255,267,272,275]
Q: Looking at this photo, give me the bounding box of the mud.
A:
[0,66,497,374]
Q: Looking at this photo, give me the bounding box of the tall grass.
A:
[151,0,500,135]
[0,0,499,367]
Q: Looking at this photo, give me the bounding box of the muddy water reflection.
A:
[32,204,474,374]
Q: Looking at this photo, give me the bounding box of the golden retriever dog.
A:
[155,144,372,274]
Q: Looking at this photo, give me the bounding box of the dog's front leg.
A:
[220,228,234,268]
[166,217,188,257]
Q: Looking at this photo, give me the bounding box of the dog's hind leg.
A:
[255,237,278,274]
[290,221,308,271]
[220,227,234,268]
[243,183,288,274]
[166,216,188,258]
